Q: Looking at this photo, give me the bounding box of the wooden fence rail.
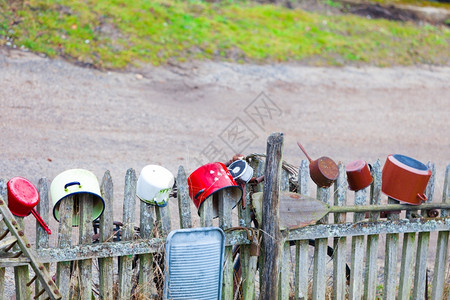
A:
[0,133,448,299]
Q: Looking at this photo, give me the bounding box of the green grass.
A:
[0,0,449,69]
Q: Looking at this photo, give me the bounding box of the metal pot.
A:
[188,162,243,218]
[346,160,373,191]
[136,165,174,207]
[382,154,431,205]
[7,177,51,234]
[228,160,254,184]
[297,142,339,188]
[50,169,105,226]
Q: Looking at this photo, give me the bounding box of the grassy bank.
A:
[1,0,449,68]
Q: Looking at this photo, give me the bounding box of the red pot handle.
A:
[417,193,427,203]
[31,209,51,235]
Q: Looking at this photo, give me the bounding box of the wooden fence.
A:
[0,132,448,300]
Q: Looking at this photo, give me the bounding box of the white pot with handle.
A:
[137,165,174,207]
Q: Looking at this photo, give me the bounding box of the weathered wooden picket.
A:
[0,132,448,300]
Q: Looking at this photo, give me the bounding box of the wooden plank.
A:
[155,204,171,237]
[295,159,309,300]
[364,160,382,300]
[431,164,450,300]
[118,168,136,300]
[78,193,93,299]
[0,179,7,298]
[287,218,450,242]
[383,197,400,300]
[260,132,284,300]
[36,178,50,300]
[138,181,157,299]
[398,231,416,300]
[333,162,347,300]
[239,158,260,300]
[349,188,367,300]
[99,171,114,300]
[14,217,31,300]
[218,189,233,300]
[56,195,74,300]
[279,169,291,300]
[312,186,330,300]
[412,162,435,300]
[199,198,213,228]
[177,166,192,229]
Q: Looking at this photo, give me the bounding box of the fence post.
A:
[333,162,348,300]
[99,171,114,300]
[218,189,233,300]
[238,157,258,300]
[56,195,74,300]
[312,186,330,300]
[279,169,291,300]
[118,168,137,299]
[431,164,450,299]
[294,160,309,300]
[349,182,367,299]
[0,179,7,297]
[78,193,93,299]
[383,195,400,300]
[364,160,382,299]
[260,132,283,300]
[412,162,435,299]
[177,166,192,229]
[36,178,50,300]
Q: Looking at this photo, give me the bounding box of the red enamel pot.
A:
[382,154,431,205]
[188,162,243,218]
[346,160,373,191]
[7,177,51,234]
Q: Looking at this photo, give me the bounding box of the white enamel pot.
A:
[50,169,105,226]
[136,165,174,207]
[228,160,254,183]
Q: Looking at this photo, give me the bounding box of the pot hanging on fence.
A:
[7,177,52,235]
[297,142,339,188]
[228,160,254,184]
[346,160,373,191]
[382,154,431,205]
[188,162,243,218]
[50,169,105,226]
[136,165,174,207]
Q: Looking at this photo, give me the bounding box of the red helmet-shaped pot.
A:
[382,154,431,205]
[188,162,243,218]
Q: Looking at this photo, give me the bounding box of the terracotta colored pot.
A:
[346,160,373,191]
[188,162,242,218]
[382,154,431,205]
[297,142,339,187]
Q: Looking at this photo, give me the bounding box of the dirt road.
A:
[1,47,449,230]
